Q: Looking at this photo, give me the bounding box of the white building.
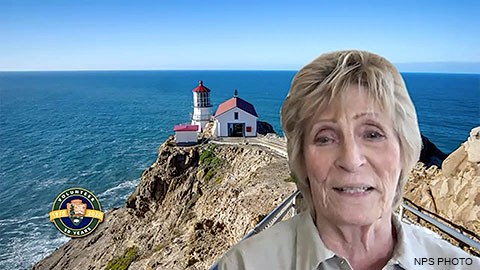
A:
[191,80,212,132]
[174,124,198,145]
[213,92,258,137]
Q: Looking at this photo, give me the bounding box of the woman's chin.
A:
[316,201,389,226]
[334,211,384,226]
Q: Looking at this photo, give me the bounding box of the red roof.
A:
[173,124,199,132]
[214,97,258,117]
[192,80,211,93]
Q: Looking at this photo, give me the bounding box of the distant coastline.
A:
[1,62,480,74]
[395,62,480,74]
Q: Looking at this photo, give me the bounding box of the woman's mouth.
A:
[333,186,374,194]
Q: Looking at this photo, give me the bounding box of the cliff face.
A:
[256,120,276,135]
[34,137,295,270]
[404,127,480,235]
[34,128,479,269]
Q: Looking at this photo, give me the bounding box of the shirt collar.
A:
[295,212,433,270]
[295,212,335,270]
[389,214,438,270]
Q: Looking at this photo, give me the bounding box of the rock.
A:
[442,145,468,177]
[34,128,479,269]
[441,126,480,176]
[419,134,449,168]
[405,127,480,236]
[465,126,480,163]
[33,141,295,270]
[256,120,276,135]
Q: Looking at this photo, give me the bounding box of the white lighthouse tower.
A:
[191,80,212,131]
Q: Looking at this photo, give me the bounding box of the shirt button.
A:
[339,260,351,270]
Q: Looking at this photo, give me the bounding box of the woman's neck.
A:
[315,213,396,270]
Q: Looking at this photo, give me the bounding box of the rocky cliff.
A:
[256,120,276,135]
[404,127,480,235]
[34,128,479,269]
[33,137,295,270]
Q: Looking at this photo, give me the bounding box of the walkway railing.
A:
[241,192,480,254]
[209,191,299,270]
[400,198,480,256]
[242,190,300,240]
[208,137,479,269]
[210,191,480,269]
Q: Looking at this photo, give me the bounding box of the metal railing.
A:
[400,198,480,256]
[209,191,299,270]
[242,190,300,240]
[191,115,211,121]
[210,191,480,269]
[240,192,480,254]
[208,138,479,267]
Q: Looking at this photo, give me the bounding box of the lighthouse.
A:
[191,80,212,131]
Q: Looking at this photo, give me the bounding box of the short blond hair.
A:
[280,50,421,214]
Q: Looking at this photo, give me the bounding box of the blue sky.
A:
[1,0,479,72]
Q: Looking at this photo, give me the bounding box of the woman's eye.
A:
[364,130,385,140]
[314,136,334,145]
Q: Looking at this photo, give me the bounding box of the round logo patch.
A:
[49,187,104,237]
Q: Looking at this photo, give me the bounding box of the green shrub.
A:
[199,149,214,165]
[105,246,139,270]
[209,156,222,167]
[199,146,224,184]
[213,176,223,185]
[199,148,223,167]
[204,168,216,183]
[284,175,296,183]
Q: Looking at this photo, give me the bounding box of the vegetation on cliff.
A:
[199,145,224,184]
[33,136,296,270]
[33,128,479,268]
[105,246,139,270]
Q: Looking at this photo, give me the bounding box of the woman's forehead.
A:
[307,85,390,122]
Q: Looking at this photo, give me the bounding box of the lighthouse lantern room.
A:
[191,80,212,131]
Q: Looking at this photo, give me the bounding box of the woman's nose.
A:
[335,138,366,172]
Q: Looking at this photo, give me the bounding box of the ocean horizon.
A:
[2,68,480,74]
[0,70,479,269]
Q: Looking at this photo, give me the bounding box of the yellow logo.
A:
[49,187,104,237]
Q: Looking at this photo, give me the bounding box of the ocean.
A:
[0,71,479,269]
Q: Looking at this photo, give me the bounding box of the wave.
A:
[79,170,103,177]
[98,178,139,199]
[0,214,69,269]
[34,177,70,189]
[0,213,49,227]
[0,179,137,269]
[96,178,140,209]
[0,232,69,269]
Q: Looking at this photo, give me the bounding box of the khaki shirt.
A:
[216,212,479,270]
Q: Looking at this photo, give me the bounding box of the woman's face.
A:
[303,85,401,226]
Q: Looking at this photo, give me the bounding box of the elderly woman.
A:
[215,50,479,270]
